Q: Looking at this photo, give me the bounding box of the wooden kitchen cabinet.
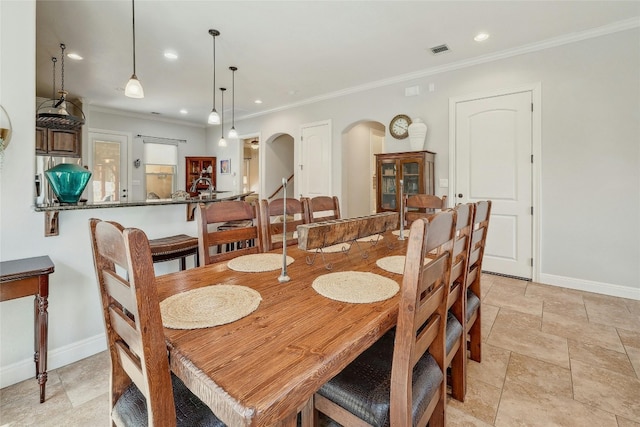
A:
[375,150,435,213]
[36,127,81,157]
[185,156,216,192]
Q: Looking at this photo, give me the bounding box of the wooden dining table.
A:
[154,230,410,427]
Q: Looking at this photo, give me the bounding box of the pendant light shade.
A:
[208,29,221,125]
[218,87,227,147]
[125,0,144,98]
[228,66,238,139]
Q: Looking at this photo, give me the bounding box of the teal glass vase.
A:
[44,163,92,204]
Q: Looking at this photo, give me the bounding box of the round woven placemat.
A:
[356,234,384,243]
[160,284,262,329]
[376,255,406,274]
[307,242,350,253]
[227,253,294,272]
[312,271,399,303]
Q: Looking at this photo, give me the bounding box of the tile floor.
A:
[1,274,639,426]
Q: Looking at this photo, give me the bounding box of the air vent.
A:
[430,44,450,55]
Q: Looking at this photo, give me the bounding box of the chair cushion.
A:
[112,373,226,427]
[466,290,481,322]
[445,312,463,355]
[317,329,443,427]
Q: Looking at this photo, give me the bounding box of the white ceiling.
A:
[36,1,640,126]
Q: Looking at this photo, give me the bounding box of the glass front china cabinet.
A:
[375,151,435,213]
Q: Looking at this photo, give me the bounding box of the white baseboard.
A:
[539,273,640,301]
[0,333,107,389]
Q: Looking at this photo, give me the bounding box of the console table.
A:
[0,256,55,403]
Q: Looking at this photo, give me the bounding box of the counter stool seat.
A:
[149,234,199,271]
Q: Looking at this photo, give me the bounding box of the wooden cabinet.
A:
[36,127,81,157]
[185,156,216,193]
[375,150,435,213]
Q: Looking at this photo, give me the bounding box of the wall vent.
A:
[430,44,450,55]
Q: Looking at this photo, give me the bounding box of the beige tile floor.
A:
[1,274,639,426]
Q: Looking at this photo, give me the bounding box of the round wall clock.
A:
[389,114,412,139]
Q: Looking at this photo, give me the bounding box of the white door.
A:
[88,131,129,203]
[299,120,331,198]
[454,91,533,279]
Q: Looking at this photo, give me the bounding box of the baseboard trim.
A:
[0,333,107,389]
[538,273,640,301]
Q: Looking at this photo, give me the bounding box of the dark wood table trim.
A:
[0,255,55,403]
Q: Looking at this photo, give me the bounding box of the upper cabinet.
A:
[36,127,81,157]
[375,150,435,213]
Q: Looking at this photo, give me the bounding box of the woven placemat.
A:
[391,229,411,237]
[160,284,261,329]
[356,234,384,243]
[307,242,350,253]
[376,255,406,274]
[227,253,294,272]
[312,271,399,303]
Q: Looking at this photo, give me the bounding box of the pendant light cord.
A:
[212,33,216,108]
[131,0,137,75]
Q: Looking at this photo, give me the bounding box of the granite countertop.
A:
[34,191,255,212]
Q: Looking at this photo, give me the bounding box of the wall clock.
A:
[389,114,412,139]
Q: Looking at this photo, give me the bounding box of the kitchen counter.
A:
[34,191,255,236]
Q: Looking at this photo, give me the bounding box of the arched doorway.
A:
[263,132,295,200]
[342,121,385,217]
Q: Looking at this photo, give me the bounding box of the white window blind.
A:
[143,142,177,165]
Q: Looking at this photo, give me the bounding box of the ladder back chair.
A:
[466,200,492,363]
[313,211,457,427]
[89,219,224,427]
[258,198,308,252]
[303,196,341,223]
[445,202,475,402]
[195,200,261,266]
[405,194,448,226]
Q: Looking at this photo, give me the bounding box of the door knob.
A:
[457,193,463,198]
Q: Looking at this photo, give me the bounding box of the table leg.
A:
[36,274,49,403]
[33,296,38,379]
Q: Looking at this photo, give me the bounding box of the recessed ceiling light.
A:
[67,53,83,60]
[474,33,490,42]
[179,109,188,114]
[254,99,263,104]
[163,51,178,60]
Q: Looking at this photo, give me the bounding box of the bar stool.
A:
[148,234,199,271]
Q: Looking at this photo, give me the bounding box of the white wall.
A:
[1,2,638,389]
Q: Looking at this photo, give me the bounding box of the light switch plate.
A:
[439,178,448,188]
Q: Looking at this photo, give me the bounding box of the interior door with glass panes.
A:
[89,131,128,203]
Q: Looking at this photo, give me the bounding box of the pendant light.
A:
[218,87,227,147]
[207,29,221,124]
[124,0,144,98]
[228,66,238,139]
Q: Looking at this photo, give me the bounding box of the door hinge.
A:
[530,258,534,267]
[530,206,534,215]
[531,154,534,163]
[531,103,534,112]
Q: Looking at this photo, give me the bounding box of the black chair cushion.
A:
[113,373,226,426]
[445,312,463,354]
[466,290,481,322]
[317,329,443,427]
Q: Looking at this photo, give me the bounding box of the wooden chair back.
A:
[195,200,261,265]
[466,200,492,361]
[390,210,456,426]
[89,218,176,425]
[303,196,341,223]
[258,198,307,252]
[405,194,448,225]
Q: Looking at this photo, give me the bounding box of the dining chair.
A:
[313,210,457,427]
[405,194,448,226]
[464,200,492,364]
[89,218,225,427]
[445,202,475,402]
[258,197,308,252]
[195,200,261,265]
[303,195,341,223]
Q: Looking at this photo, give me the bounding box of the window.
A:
[144,142,177,199]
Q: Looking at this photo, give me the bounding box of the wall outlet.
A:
[439,178,449,188]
